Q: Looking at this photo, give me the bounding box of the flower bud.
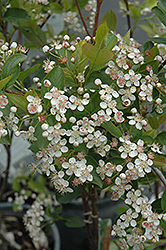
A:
[15,131,20,137]
[42,131,48,137]
[73,141,79,147]
[42,45,49,53]
[77,87,84,94]
[85,36,91,42]
[41,123,49,130]
[10,42,17,49]
[70,45,76,52]
[71,57,76,63]
[69,117,76,123]
[156,98,162,104]
[95,78,102,85]
[10,106,17,113]
[44,79,51,87]
[63,35,70,41]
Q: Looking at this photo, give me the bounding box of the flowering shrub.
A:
[1,0,166,250]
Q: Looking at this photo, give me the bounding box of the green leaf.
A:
[1,54,27,86]
[139,24,156,37]
[140,135,153,144]
[86,155,103,188]
[161,189,166,212]
[153,155,166,167]
[158,0,166,14]
[149,37,166,44]
[65,215,85,228]
[3,8,30,21]
[117,206,128,215]
[82,44,114,72]
[148,116,159,129]
[0,75,12,91]
[100,10,117,31]
[141,41,154,55]
[18,64,40,82]
[12,179,21,191]
[95,22,108,49]
[152,6,166,26]
[101,121,122,138]
[18,21,46,47]
[0,133,11,145]
[42,66,65,91]
[129,5,140,19]
[152,198,163,213]
[104,33,117,51]
[140,0,157,10]
[74,40,88,72]
[155,131,166,145]
[56,186,82,204]
[160,219,166,232]
[28,179,47,194]
[49,3,63,13]
[6,93,28,112]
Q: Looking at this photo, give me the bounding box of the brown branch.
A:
[81,188,94,249]
[6,89,25,96]
[152,167,166,188]
[93,0,103,37]
[75,0,92,38]
[157,59,166,73]
[124,0,132,37]
[91,187,99,250]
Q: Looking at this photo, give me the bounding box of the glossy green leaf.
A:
[86,155,103,188]
[149,37,166,44]
[74,40,88,72]
[158,0,166,14]
[152,198,163,213]
[155,131,166,145]
[140,0,157,10]
[160,219,166,232]
[1,54,27,86]
[148,116,159,129]
[129,5,140,19]
[95,22,108,48]
[161,189,166,212]
[49,3,63,13]
[6,93,28,112]
[18,21,46,47]
[153,155,166,167]
[102,121,122,138]
[43,66,65,90]
[82,44,114,72]
[140,135,153,144]
[104,33,117,51]
[152,6,166,26]
[28,179,47,194]
[3,8,30,21]
[0,133,11,145]
[18,64,40,82]
[56,186,82,204]
[141,41,154,54]
[100,10,117,31]
[65,215,85,228]
[0,75,12,91]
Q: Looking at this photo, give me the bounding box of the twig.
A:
[149,241,166,250]
[124,0,132,37]
[152,167,166,188]
[157,59,166,73]
[93,0,103,37]
[75,0,92,38]
[6,89,25,96]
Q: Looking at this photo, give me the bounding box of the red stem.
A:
[75,0,92,38]
[93,0,103,37]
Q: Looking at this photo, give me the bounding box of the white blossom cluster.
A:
[112,189,166,249]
